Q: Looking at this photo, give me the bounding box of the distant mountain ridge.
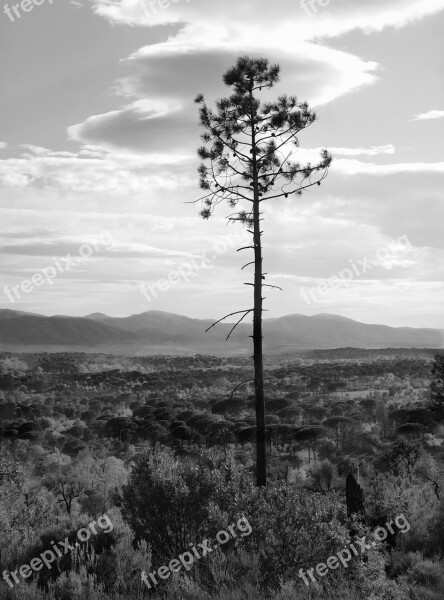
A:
[0,309,442,354]
[85,310,443,350]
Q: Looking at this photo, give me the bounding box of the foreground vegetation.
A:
[1,349,444,599]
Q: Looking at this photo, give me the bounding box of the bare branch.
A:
[263,284,283,291]
[205,309,253,333]
[241,261,255,270]
[218,379,254,401]
[226,309,252,341]
[261,168,329,201]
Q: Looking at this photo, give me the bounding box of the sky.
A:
[0,0,443,328]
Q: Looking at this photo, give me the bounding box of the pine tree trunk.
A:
[251,90,266,487]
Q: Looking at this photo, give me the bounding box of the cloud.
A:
[69,0,444,161]
[68,99,195,155]
[332,159,444,176]
[69,41,378,153]
[91,0,444,39]
[0,240,194,258]
[412,109,444,121]
[292,145,396,165]
[1,228,60,240]
[79,0,444,158]
[327,145,396,157]
[0,144,194,193]
[124,37,378,108]
[0,142,7,150]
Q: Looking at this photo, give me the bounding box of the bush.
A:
[409,560,444,587]
[121,447,251,562]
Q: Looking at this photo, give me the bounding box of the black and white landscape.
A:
[1,1,444,599]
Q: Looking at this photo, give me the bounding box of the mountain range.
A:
[0,309,442,355]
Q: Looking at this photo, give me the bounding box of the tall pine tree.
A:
[195,56,331,485]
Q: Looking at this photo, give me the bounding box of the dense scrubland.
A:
[1,349,444,599]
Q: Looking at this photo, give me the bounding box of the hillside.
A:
[0,309,442,353]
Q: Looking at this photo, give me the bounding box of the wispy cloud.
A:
[333,159,444,176]
[297,146,396,162]
[327,145,396,157]
[91,0,444,39]
[412,109,444,121]
[0,144,193,193]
